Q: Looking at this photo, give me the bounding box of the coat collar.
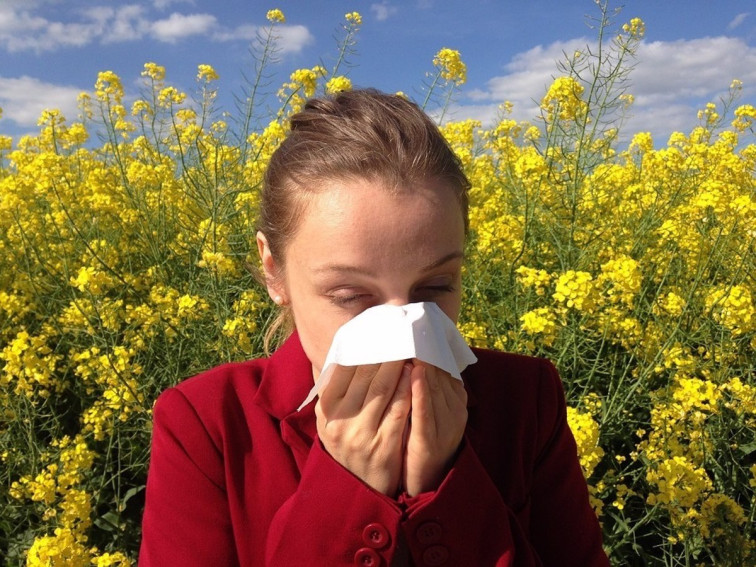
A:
[251,332,318,472]
[252,331,315,421]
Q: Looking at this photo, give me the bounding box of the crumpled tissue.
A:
[298,302,478,410]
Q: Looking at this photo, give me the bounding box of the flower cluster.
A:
[1,60,274,563]
[455,13,755,562]
[1,7,754,566]
[432,48,467,86]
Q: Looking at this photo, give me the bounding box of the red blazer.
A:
[139,332,609,566]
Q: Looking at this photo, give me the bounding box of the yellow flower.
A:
[515,266,551,296]
[157,86,187,107]
[197,250,238,277]
[59,489,92,530]
[541,76,586,121]
[655,291,686,317]
[566,406,605,479]
[94,71,124,102]
[281,67,325,100]
[553,270,596,312]
[433,47,467,85]
[141,62,165,82]
[598,255,642,306]
[69,266,114,295]
[698,493,747,540]
[325,76,353,95]
[26,528,92,567]
[622,17,646,39]
[91,552,133,567]
[706,284,754,336]
[345,12,362,26]
[646,456,712,509]
[630,131,654,153]
[732,103,756,131]
[266,9,285,23]
[519,308,558,346]
[612,483,635,511]
[197,64,219,82]
[458,321,489,348]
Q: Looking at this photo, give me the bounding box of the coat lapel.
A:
[252,332,318,474]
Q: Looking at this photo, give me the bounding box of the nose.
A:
[382,293,413,307]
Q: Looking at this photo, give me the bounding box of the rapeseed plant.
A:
[0,3,754,565]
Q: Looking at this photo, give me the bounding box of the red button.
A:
[416,521,443,544]
[354,547,381,566]
[362,522,390,549]
[422,545,449,566]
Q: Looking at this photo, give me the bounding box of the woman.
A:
[139,89,609,566]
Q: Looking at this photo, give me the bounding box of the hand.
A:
[315,361,412,496]
[403,362,468,497]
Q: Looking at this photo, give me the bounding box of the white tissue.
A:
[297,302,477,410]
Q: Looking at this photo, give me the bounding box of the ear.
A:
[256,231,287,304]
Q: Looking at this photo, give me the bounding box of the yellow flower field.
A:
[1,6,754,566]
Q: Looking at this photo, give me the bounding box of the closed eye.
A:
[326,289,374,307]
[412,284,455,301]
[328,294,367,306]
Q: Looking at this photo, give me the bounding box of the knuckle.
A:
[367,377,393,398]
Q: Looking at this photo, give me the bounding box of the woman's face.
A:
[258,178,466,379]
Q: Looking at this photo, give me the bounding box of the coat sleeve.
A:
[399,439,542,566]
[265,438,406,566]
[395,358,609,566]
[139,388,238,567]
[266,435,539,567]
[526,359,609,565]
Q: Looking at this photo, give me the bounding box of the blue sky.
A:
[1,0,755,145]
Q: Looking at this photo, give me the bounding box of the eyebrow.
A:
[313,251,464,277]
[419,250,465,272]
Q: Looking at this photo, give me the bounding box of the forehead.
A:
[287,178,465,266]
[308,177,461,229]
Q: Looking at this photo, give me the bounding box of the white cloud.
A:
[728,12,749,30]
[153,0,195,10]
[213,23,258,42]
[632,37,756,102]
[0,76,83,127]
[276,25,315,54]
[371,2,398,22]
[150,12,217,43]
[0,3,311,52]
[453,36,756,143]
[0,5,63,52]
[214,23,313,54]
[105,5,151,43]
[0,4,143,52]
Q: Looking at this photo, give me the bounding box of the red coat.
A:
[139,332,609,566]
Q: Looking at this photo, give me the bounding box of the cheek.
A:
[437,292,462,324]
[289,303,348,376]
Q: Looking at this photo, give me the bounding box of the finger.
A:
[380,362,412,426]
[361,360,406,424]
[341,363,383,408]
[409,364,437,437]
[429,367,467,435]
[443,375,468,413]
[318,364,357,413]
